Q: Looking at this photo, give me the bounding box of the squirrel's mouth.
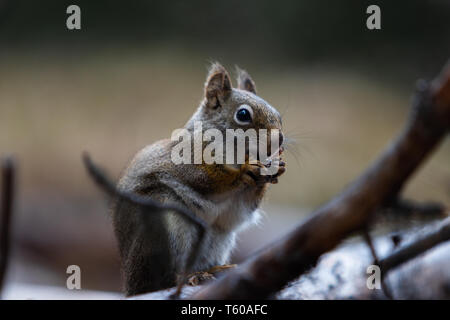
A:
[254,145,284,162]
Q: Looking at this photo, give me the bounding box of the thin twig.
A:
[0,156,15,297]
[362,228,393,299]
[82,152,207,298]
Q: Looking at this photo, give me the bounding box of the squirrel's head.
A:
[186,63,284,159]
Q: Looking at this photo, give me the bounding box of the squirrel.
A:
[113,63,286,296]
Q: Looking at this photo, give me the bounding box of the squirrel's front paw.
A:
[243,158,286,186]
[268,157,286,184]
[242,161,268,186]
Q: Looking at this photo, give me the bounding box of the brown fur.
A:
[113,63,285,296]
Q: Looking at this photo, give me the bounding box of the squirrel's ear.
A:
[236,67,256,94]
[204,63,232,108]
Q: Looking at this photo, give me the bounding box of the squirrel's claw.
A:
[269,162,286,184]
[267,157,286,184]
[242,161,269,186]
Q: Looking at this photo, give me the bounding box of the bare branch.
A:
[0,156,15,297]
[192,61,450,299]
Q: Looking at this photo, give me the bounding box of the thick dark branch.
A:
[82,153,207,297]
[193,61,450,299]
[0,157,15,296]
[379,217,450,276]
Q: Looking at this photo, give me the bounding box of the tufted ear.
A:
[236,67,256,94]
[204,62,232,108]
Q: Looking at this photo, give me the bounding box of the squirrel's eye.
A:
[234,105,253,125]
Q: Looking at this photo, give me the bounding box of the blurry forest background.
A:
[0,0,449,296]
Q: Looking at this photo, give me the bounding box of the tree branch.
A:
[0,156,15,297]
[192,61,450,299]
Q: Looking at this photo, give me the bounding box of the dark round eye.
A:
[235,105,253,124]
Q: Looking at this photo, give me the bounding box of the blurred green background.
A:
[0,0,449,295]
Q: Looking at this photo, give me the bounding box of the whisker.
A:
[282,132,318,170]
